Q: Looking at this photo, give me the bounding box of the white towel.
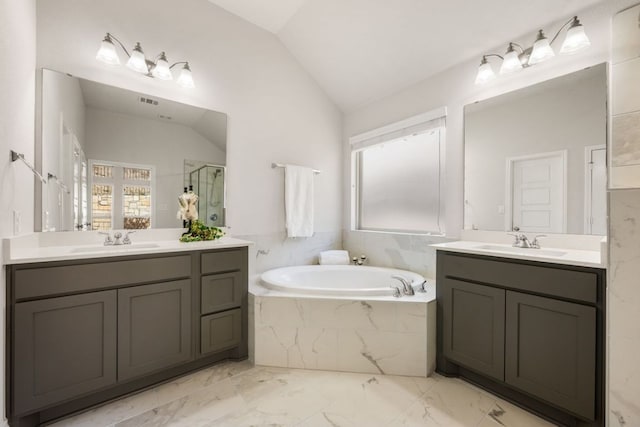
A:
[285,164,314,237]
[318,250,350,265]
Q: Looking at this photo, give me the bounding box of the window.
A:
[89,161,155,230]
[351,109,446,234]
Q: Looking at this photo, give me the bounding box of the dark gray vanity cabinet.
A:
[6,246,248,427]
[437,251,605,427]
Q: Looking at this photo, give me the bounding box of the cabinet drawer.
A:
[201,249,245,275]
[201,309,242,355]
[440,252,598,303]
[201,271,243,315]
[14,255,191,300]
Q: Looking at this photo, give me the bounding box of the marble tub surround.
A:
[3,231,252,264]
[343,229,454,279]
[49,361,554,427]
[431,240,603,268]
[251,293,436,377]
[608,189,640,427]
[612,4,640,188]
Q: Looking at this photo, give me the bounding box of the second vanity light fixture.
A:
[475,16,591,85]
[96,33,195,88]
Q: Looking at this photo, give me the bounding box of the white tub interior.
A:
[260,265,427,297]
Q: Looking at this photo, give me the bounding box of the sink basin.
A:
[473,244,567,258]
[71,243,161,253]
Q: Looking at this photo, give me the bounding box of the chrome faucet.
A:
[99,232,114,246]
[508,233,546,249]
[352,255,367,266]
[123,231,136,245]
[113,232,123,245]
[391,275,415,296]
[99,231,136,246]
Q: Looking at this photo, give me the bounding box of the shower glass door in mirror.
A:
[38,68,228,232]
[464,63,607,235]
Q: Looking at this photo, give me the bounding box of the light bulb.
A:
[560,17,591,55]
[475,57,496,85]
[499,44,523,75]
[176,63,195,88]
[152,52,173,80]
[126,42,149,74]
[529,30,555,65]
[96,34,120,66]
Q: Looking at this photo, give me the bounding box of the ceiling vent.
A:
[139,96,159,106]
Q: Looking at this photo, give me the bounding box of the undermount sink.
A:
[70,243,161,253]
[473,244,567,258]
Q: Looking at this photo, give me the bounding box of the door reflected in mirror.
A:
[464,63,607,235]
[38,69,227,232]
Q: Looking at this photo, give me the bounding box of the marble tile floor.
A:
[49,361,555,427]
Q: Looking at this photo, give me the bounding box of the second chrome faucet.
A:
[509,233,546,249]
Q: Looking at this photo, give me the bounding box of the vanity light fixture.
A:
[475,16,590,85]
[96,33,195,88]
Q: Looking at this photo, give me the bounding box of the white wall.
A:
[84,107,226,228]
[36,0,343,267]
[0,0,37,424]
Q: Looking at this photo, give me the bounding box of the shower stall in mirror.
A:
[189,165,225,227]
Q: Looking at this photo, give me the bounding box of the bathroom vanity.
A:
[5,241,249,427]
[434,245,605,427]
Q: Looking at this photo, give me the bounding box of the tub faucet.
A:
[391,275,415,296]
[352,255,367,266]
[390,285,402,298]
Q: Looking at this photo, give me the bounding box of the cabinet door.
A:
[201,271,243,315]
[505,291,596,420]
[14,291,117,414]
[118,280,192,381]
[442,278,505,381]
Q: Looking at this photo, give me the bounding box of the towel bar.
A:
[272,162,321,174]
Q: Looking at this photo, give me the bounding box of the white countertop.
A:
[4,237,253,265]
[431,241,604,269]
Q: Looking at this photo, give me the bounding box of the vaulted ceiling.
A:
[208,0,606,112]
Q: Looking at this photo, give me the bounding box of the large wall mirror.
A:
[464,63,607,235]
[38,69,227,232]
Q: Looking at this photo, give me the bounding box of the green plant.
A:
[179,220,225,242]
